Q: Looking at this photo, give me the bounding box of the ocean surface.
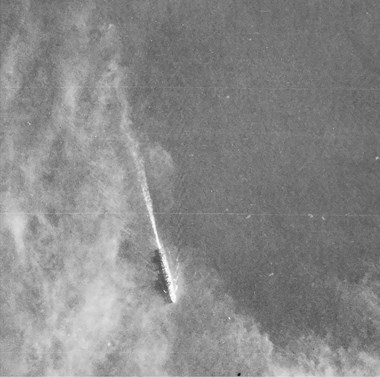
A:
[0,1,379,375]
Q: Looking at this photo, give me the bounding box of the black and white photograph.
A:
[0,0,379,375]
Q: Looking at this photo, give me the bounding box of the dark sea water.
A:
[0,1,379,375]
[129,0,380,346]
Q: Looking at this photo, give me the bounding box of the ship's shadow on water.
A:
[151,249,174,304]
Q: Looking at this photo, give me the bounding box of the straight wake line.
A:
[127,135,163,250]
[125,132,178,303]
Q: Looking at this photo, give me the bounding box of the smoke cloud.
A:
[1,1,172,375]
[0,1,379,376]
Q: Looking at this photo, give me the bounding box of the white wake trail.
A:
[114,61,177,303]
[127,134,178,303]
